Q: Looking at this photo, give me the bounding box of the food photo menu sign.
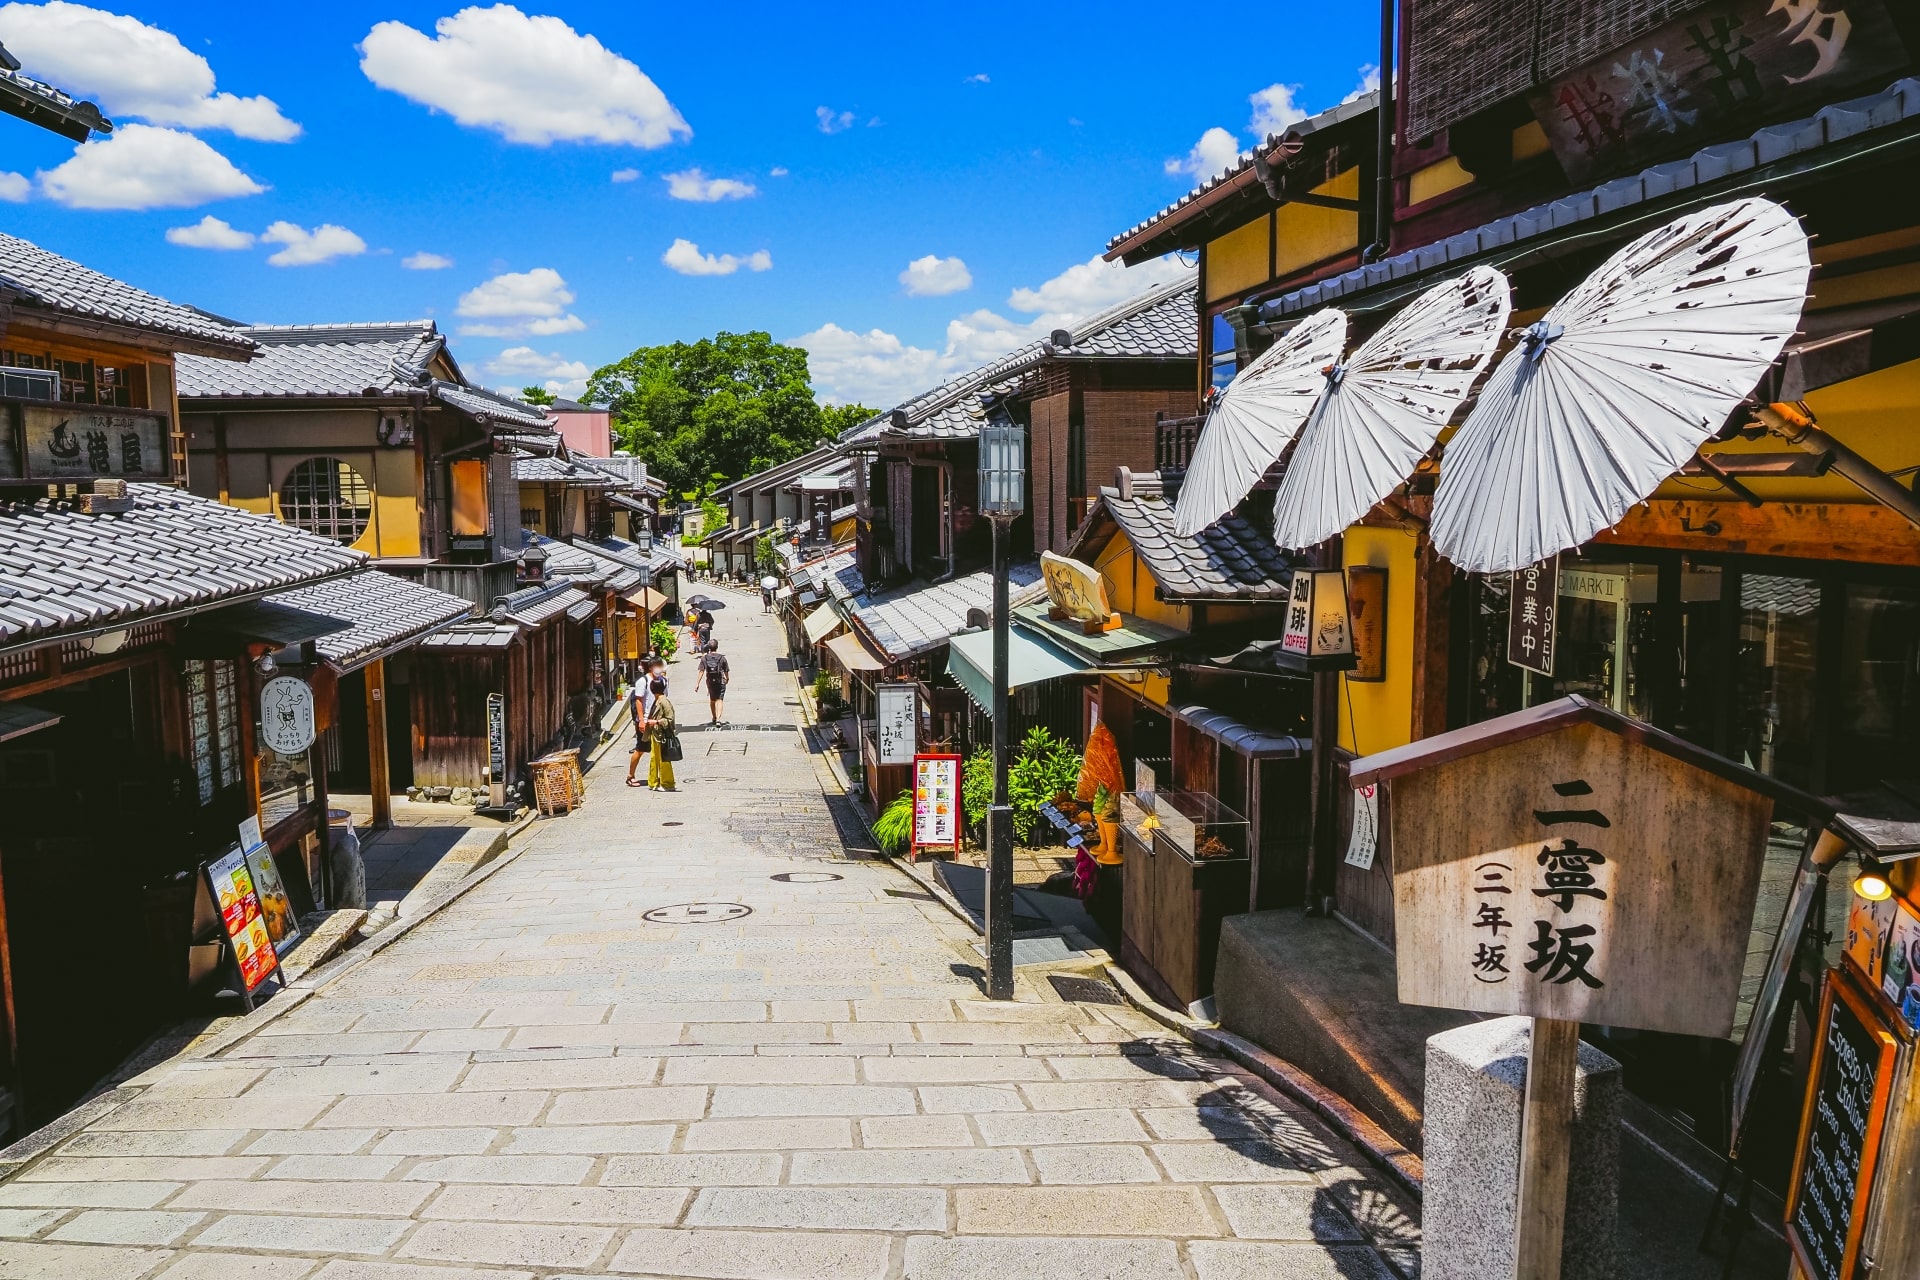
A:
[912,753,961,854]
[206,846,281,994]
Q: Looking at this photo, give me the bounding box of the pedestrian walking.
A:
[645,675,678,791]
[625,653,658,787]
[760,574,777,612]
[699,641,730,725]
[685,601,714,653]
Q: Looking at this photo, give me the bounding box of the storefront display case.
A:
[1120,789,1250,1009]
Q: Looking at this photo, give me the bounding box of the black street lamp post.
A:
[976,396,1025,1001]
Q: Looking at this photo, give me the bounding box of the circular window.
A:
[279,457,372,545]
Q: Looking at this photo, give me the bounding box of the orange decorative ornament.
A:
[1076,721,1125,802]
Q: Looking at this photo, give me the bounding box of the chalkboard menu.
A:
[1787,968,1901,1280]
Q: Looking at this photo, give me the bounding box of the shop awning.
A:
[622,586,672,616]
[264,569,475,674]
[1170,704,1308,759]
[825,630,885,674]
[946,626,1090,710]
[179,597,354,656]
[0,702,61,743]
[566,596,602,623]
[802,603,842,645]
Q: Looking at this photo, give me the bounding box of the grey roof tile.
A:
[0,232,253,353]
[0,483,365,651]
[265,569,472,670]
[1072,474,1293,602]
[841,563,1045,662]
[512,453,618,484]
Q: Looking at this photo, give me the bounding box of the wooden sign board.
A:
[20,405,172,482]
[1526,0,1908,183]
[1508,556,1557,677]
[876,682,916,766]
[1786,966,1902,1280]
[1371,713,1773,1035]
[1347,566,1387,683]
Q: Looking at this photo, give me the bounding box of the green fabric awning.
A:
[946,626,1090,709]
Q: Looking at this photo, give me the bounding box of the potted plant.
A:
[1091,783,1123,866]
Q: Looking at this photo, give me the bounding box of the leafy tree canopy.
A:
[520,385,556,406]
[585,331,874,496]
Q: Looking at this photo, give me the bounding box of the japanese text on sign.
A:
[1461,777,1612,994]
[876,683,916,766]
[206,848,278,992]
[912,754,961,849]
[1508,555,1558,677]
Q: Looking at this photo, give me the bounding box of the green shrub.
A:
[812,671,845,716]
[960,727,1082,845]
[872,789,914,854]
[649,619,678,660]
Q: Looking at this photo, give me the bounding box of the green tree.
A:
[589,331,850,495]
[753,531,782,574]
[520,385,556,406]
[819,402,879,439]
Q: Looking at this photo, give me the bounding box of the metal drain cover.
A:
[1048,974,1126,1005]
[770,871,843,883]
[662,821,684,827]
[643,902,752,924]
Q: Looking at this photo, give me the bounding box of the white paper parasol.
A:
[1172,307,1347,538]
[1269,266,1511,550]
[1430,197,1811,574]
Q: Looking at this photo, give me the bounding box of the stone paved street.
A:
[0,595,1419,1279]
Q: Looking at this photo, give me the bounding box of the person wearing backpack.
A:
[699,641,731,726]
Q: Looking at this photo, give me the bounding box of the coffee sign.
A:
[20,405,171,482]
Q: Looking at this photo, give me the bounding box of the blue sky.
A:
[0,2,1379,405]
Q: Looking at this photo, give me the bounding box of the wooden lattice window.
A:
[279,457,373,544]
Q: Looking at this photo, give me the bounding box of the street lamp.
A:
[977,395,1025,1001]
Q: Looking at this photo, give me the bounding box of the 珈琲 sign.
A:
[1350,696,1821,1036]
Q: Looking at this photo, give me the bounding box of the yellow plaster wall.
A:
[1274,168,1360,277]
[1089,536,1191,632]
[1205,214,1272,303]
[373,450,421,557]
[1408,156,1473,206]
[1338,525,1420,755]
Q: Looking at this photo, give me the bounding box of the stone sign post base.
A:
[1424,1016,1623,1280]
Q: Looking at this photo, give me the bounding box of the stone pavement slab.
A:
[0,600,1413,1278]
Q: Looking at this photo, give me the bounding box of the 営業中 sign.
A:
[876,682,917,766]
[1508,555,1558,677]
[912,753,962,852]
[259,676,316,755]
[206,848,279,993]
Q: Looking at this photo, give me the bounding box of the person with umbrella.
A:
[684,597,718,653]
[759,574,777,613]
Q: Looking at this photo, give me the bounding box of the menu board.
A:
[1787,968,1901,1280]
[245,844,302,957]
[206,848,280,993]
[912,753,961,851]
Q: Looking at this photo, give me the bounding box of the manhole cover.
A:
[770,871,843,883]
[661,821,684,827]
[642,902,752,924]
[1049,974,1126,1005]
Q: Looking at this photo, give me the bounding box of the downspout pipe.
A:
[1756,401,1920,528]
[1363,0,1396,263]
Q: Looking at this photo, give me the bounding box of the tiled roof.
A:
[1074,473,1293,602]
[419,621,517,650]
[177,322,442,398]
[524,531,637,591]
[1106,92,1378,261]
[0,62,111,139]
[0,232,254,354]
[844,562,1046,662]
[0,483,364,653]
[837,279,1198,448]
[491,581,593,628]
[265,569,472,671]
[1258,76,1920,322]
[715,444,843,499]
[175,321,553,428]
[582,455,648,487]
[512,453,618,485]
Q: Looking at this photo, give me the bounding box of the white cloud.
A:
[455,265,584,336]
[663,168,756,202]
[402,251,454,270]
[899,254,971,298]
[816,106,854,134]
[1346,63,1381,103]
[165,214,254,249]
[0,171,29,202]
[260,221,367,267]
[611,167,640,182]
[359,4,690,147]
[1249,82,1309,139]
[37,123,264,210]
[662,238,770,277]
[0,2,300,140]
[797,254,1193,405]
[486,345,591,398]
[965,73,989,84]
[770,166,789,177]
[1163,126,1242,181]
